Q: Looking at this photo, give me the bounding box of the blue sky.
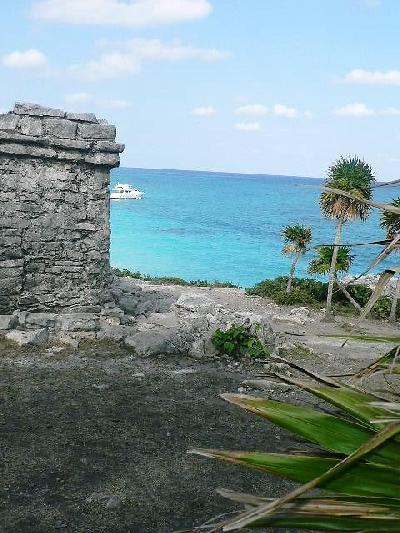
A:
[1,0,400,179]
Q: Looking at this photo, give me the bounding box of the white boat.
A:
[110,183,144,200]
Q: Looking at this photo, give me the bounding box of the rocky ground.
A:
[1,280,399,532]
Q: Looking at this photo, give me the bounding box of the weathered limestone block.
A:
[6,328,49,346]
[19,116,44,136]
[56,313,99,332]
[44,118,77,139]
[14,102,65,117]
[0,114,20,130]
[77,123,116,140]
[0,315,17,330]
[25,313,56,329]
[66,112,98,123]
[0,102,124,314]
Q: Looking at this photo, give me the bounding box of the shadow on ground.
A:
[0,341,301,533]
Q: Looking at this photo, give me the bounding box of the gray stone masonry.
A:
[0,102,124,313]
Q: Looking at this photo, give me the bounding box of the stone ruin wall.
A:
[0,103,124,314]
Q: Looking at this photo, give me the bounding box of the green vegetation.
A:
[281,224,312,293]
[112,268,238,288]
[246,275,399,319]
[319,156,375,319]
[380,198,400,322]
[211,324,269,359]
[191,346,400,531]
[380,197,400,239]
[247,276,325,306]
[321,334,400,344]
[308,245,354,276]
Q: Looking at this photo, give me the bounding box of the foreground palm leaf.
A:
[217,395,400,465]
[353,346,400,378]
[193,450,400,498]
[190,347,400,531]
[217,491,400,532]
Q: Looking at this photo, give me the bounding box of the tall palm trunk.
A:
[390,275,400,323]
[325,219,343,320]
[286,251,301,293]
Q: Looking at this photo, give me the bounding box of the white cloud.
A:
[65,92,94,104]
[334,103,400,117]
[192,106,216,116]
[341,68,400,85]
[234,122,261,131]
[107,99,131,109]
[273,104,298,118]
[334,103,376,117]
[363,0,382,7]
[235,104,268,116]
[382,107,400,116]
[32,0,212,27]
[2,49,47,69]
[70,38,229,80]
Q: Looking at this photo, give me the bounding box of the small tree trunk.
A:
[390,275,400,323]
[286,252,301,293]
[334,276,361,311]
[325,219,343,321]
[357,269,395,323]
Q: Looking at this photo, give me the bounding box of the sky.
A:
[1,0,400,179]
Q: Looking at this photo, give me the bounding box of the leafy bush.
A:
[247,276,327,305]
[112,268,237,288]
[211,324,268,359]
[371,296,392,320]
[346,284,372,307]
[271,288,316,306]
[247,276,398,320]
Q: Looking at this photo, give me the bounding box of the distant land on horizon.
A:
[117,166,319,181]
[117,167,395,184]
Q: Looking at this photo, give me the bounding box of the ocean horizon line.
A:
[116,166,319,181]
[116,166,397,184]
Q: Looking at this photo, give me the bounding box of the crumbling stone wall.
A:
[0,103,124,313]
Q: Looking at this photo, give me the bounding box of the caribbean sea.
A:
[110,167,395,288]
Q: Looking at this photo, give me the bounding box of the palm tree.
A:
[380,197,400,322]
[281,224,312,293]
[320,156,375,319]
[309,246,359,310]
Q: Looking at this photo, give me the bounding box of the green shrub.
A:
[112,268,237,288]
[247,276,398,320]
[211,324,268,359]
[371,296,392,320]
[113,268,143,279]
[247,276,327,305]
[271,288,316,306]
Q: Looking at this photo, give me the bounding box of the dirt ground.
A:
[1,288,399,532]
[1,340,308,533]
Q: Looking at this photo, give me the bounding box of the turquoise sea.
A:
[110,168,396,288]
